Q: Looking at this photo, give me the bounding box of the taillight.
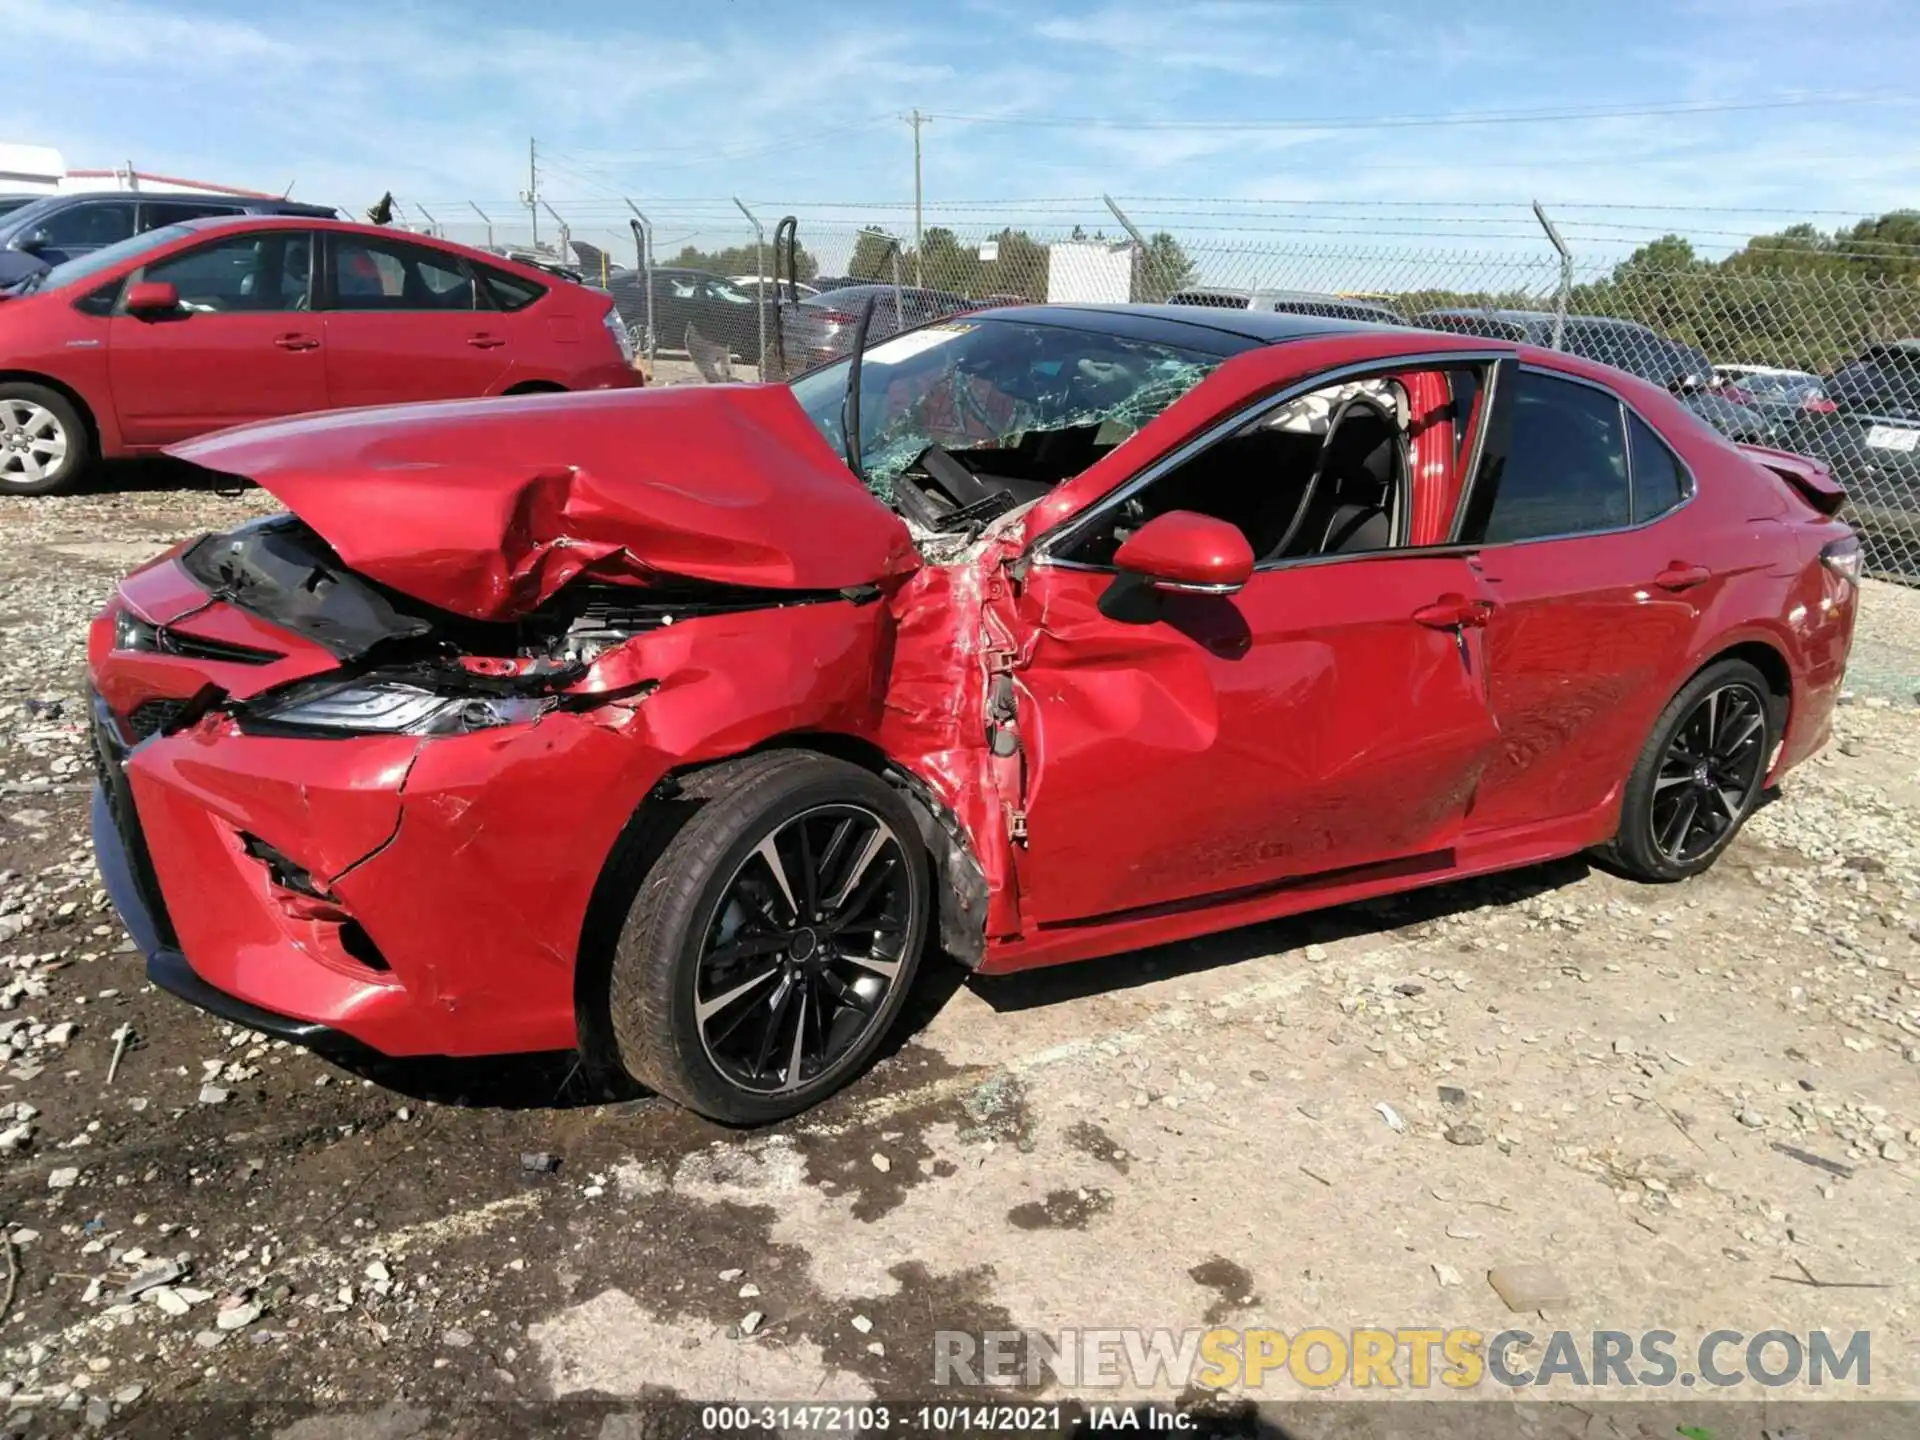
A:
[811,310,856,325]
[1821,534,1862,586]
[1802,396,1838,414]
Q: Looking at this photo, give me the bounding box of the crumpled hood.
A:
[168,386,918,621]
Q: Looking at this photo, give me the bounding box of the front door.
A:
[108,229,328,445]
[1010,553,1500,923]
[319,231,514,407]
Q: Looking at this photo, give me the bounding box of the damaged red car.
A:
[88,306,1859,1122]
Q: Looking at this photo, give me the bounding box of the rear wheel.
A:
[1603,658,1775,882]
[607,751,928,1123]
[0,383,90,496]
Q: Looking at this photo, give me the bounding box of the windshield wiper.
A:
[839,294,879,481]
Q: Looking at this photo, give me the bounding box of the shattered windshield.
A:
[789,318,1221,501]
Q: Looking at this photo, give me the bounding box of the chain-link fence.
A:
[398,203,1920,582]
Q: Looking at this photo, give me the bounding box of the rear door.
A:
[1452,362,1705,838]
[107,228,328,445]
[318,231,515,407]
[137,200,245,233]
[24,199,136,265]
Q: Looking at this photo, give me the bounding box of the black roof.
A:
[961,302,1378,354]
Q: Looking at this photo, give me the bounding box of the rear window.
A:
[480,266,545,311]
[1627,414,1687,521]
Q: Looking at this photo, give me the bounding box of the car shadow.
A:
[309,855,1590,1113]
[961,855,1591,1015]
[81,456,238,494]
[319,1047,642,1111]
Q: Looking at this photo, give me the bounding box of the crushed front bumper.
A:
[87,683,671,1060]
[88,697,376,1059]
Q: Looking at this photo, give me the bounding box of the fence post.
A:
[626,202,655,364]
[541,201,570,267]
[416,204,440,238]
[468,202,493,252]
[1103,194,1154,302]
[734,197,767,375]
[1533,201,1573,351]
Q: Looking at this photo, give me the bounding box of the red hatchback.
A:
[0,216,639,493]
[86,305,1857,1122]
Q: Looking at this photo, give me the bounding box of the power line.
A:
[925,90,1911,132]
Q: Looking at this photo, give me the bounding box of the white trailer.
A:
[1045,240,1133,304]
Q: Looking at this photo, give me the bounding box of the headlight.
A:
[115,609,159,652]
[244,680,551,737]
[604,307,635,363]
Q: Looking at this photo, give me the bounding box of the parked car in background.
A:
[0,194,42,220]
[1414,309,1776,443]
[732,275,821,300]
[0,192,339,269]
[1792,341,1920,557]
[0,215,638,494]
[1713,365,1835,424]
[87,303,1856,1122]
[778,282,971,372]
[606,266,771,361]
[1169,287,1408,326]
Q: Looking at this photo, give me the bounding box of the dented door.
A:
[1009,553,1501,926]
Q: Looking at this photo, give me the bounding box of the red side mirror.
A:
[125,281,179,316]
[1113,510,1254,595]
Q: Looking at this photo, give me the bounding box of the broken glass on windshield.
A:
[789,318,1222,504]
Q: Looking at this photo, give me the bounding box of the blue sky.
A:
[9,0,1918,261]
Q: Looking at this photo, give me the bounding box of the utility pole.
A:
[521,137,540,248]
[905,109,927,286]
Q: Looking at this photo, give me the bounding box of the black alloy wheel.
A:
[693,804,914,1094]
[1602,656,1777,883]
[606,750,929,1123]
[1648,682,1770,866]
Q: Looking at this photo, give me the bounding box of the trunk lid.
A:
[1738,442,1848,517]
[168,385,918,622]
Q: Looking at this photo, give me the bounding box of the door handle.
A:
[467,334,507,349]
[1654,563,1711,591]
[273,333,320,351]
[1412,594,1494,629]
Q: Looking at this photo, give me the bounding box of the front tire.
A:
[607,751,928,1124]
[0,383,90,495]
[1603,658,1776,882]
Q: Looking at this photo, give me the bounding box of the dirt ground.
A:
[0,470,1916,1437]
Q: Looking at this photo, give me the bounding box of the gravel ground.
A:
[0,473,1917,1436]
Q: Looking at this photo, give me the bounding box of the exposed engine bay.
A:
[174,514,869,737]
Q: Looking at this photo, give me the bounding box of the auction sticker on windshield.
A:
[865,323,975,366]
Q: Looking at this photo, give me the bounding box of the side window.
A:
[1476,371,1631,543]
[1628,413,1687,522]
[40,202,136,247]
[478,266,544,312]
[666,277,701,299]
[139,201,240,231]
[704,278,755,306]
[142,232,309,313]
[331,236,476,310]
[75,278,125,318]
[1059,377,1413,568]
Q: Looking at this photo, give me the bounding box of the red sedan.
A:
[0,216,638,494]
[87,305,1858,1122]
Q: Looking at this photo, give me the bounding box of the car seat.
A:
[1273,395,1401,559]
